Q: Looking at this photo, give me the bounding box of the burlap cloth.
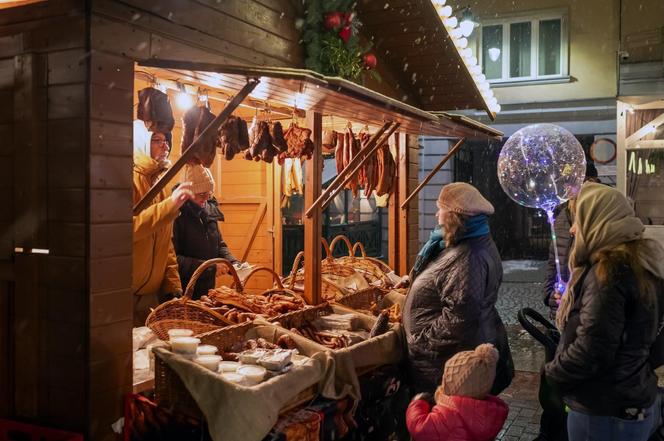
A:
[155,316,404,441]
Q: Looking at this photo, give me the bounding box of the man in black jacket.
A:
[173,164,240,300]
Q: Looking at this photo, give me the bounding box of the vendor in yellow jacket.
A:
[133,121,194,326]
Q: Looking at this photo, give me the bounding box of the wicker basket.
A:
[335,287,384,312]
[145,259,239,340]
[328,236,391,287]
[154,322,319,419]
[282,250,350,302]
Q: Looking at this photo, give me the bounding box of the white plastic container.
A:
[170,336,200,355]
[194,355,222,371]
[197,345,219,356]
[221,372,248,385]
[168,329,193,339]
[237,365,267,385]
[219,361,240,372]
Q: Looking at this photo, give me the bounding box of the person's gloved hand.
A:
[411,392,435,407]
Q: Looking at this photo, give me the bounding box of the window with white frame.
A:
[477,11,568,83]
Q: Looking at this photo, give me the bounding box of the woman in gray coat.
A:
[403,182,514,395]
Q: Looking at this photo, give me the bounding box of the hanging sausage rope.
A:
[319,122,401,212]
[133,78,260,214]
[304,121,393,218]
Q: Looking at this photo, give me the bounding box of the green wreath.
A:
[300,0,380,83]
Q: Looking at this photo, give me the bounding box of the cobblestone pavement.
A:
[495,260,549,441]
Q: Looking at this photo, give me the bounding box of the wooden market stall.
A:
[131,60,502,304]
[0,1,501,439]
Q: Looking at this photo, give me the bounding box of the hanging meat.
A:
[181,106,217,167]
[283,158,304,197]
[335,130,346,175]
[360,133,378,196]
[247,120,278,163]
[219,116,241,161]
[341,127,360,198]
[375,143,397,197]
[270,121,288,154]
[322,130,337,154]
[137,87,175,134]
[283,123,313,160]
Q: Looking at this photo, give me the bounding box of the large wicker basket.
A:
[145,259,240,340]
[328,236,391,287]
[282,249,352,302]
[154,322,319,419]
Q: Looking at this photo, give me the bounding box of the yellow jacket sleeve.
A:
[133,197,179,242]
[161,239,182,295]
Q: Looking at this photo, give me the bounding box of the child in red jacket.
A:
[406,344,509,441]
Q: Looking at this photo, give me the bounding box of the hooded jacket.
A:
[132,152,181,324]
[172,199,239,300]
[407,394,508,441]
[403,235,514,395]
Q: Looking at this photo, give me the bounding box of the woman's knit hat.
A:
[440,344,499,400]
[437,182,494,216]
[184,164,215,195]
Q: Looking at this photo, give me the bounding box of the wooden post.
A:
[616,101,627,195]
[304,111,323,304]
[388,132,400,271]
[397,133,409,276]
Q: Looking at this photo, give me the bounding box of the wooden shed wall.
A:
[0,0,89,433]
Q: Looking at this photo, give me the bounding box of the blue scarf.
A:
[412,214,490,278]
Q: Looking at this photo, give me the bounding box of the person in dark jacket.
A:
[545,183,664,441]
[543,162,600,314]
[403,182,514,395]
[173,164,240,300]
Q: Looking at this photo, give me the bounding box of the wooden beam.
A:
[631,140,664,149]
[239,202,267,263]
[397,133,408,276]
[617,101,628,196]
[304,121,392,218]
[625,113,664,147]
[133,79,259,214]
[319,122,401,212]
[400,138,465,209]
[304,111,323,304]
[388,133,400,271]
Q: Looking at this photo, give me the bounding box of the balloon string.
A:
[546,209,565,300]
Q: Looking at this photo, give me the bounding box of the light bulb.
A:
[440,5,452,17]
[450,28,463,39]
[176,92,193,110]
[488,47,501,62]
[431,0,446,5]
[443,16,458,28]
[459,20,475,37]
[455,37,468,48]
[469,56,478,66]
[470,65,482,75]
[460,48,473,59]
[478,81,490,92]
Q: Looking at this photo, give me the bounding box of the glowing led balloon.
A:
[497,123,586,211]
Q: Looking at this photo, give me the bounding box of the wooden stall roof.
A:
[357,0,492,117]
[139,60,502,140]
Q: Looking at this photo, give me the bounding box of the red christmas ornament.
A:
[339,26,351,43]
[363,53,377,69]
[324,12,342,30]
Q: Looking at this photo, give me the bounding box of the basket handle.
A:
[328,235,353,258]
[321,237,332,260]
[287,251,306,289]
[351,242,367,258]
[183,258,243,300]
[236,266,284,290]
